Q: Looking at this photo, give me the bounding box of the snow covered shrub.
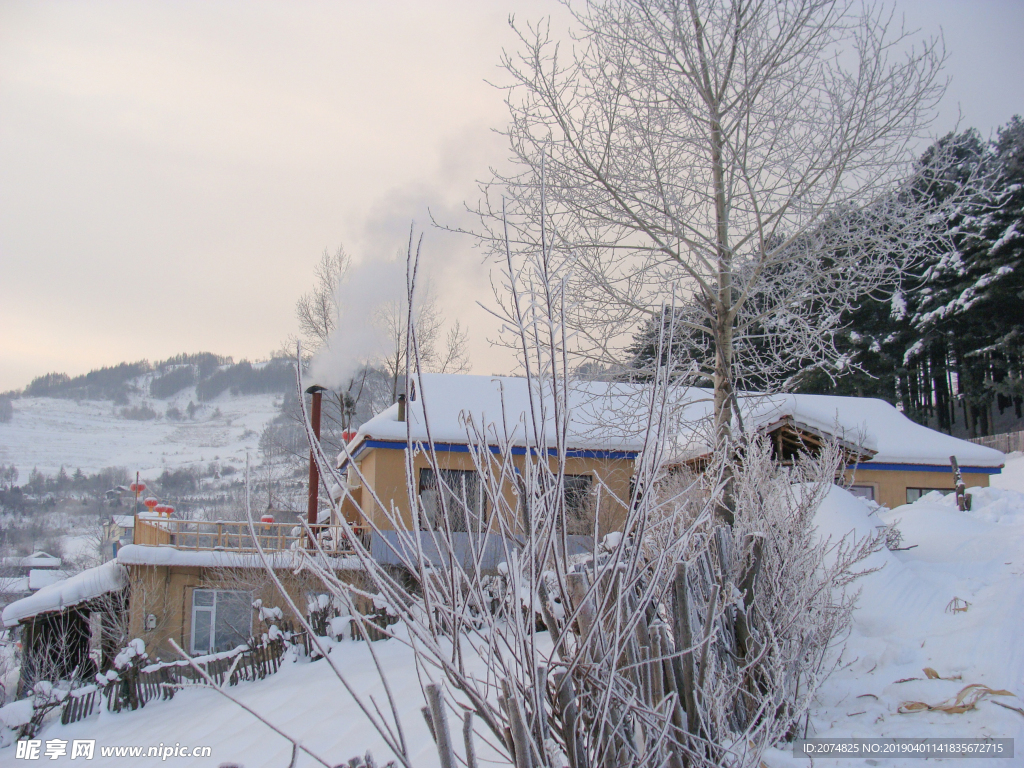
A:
[120,404,157,421]
[306,593,335,639]
[0,681,64,741]
[723,437,887,743]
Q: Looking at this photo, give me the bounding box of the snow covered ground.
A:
[763,481,1024,767]
[2,464,1023,767]
[0,633,485,768]
[0,391,282,479]
[992,451,1024,493]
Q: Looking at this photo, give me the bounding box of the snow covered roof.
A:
[2,560,127,627]
[0,577,29,595]
[111,515,135,528]
[341,374,653,463]
[339,375,1003,470]
[28,569,71,591]
[676,391,1005,469]
[115,544,362,571]
[351,374,1005,470]
[0,552,62,569]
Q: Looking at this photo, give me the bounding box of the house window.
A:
[564,474,594,535]
[848,485,875,501]
[190,589,252,655]
[906,488,953,505]
[418,468,485,533]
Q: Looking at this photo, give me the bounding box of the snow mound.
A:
[765,483,1024,767]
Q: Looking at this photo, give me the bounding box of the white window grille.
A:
[190,589,252,655]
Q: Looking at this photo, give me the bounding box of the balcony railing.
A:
[133,515,368,556]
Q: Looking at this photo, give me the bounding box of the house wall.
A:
[843,466,991,510]
[126,564,363,661]
[352,444,635,534]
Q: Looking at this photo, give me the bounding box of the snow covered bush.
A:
[722,437,887,746]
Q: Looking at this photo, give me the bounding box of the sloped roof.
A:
[338,375,1004,470]
[3,560,126,627]
[342,374,652,461]
[675,391,1004,468]
[0,552,62,569]
[115,544,360,570]
[28,569,71,591]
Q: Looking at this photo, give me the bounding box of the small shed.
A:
[2,561,128,693]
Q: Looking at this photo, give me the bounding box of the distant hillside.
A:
[8,353,296,404]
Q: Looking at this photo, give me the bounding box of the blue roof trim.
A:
[355,439,637,461]
[853,462,1001,475]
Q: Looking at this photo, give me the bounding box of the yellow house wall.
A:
[354,444,635,533]
[127,564,361,661]
[843,467,991,510]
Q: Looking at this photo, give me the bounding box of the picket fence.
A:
[60,630,310,727]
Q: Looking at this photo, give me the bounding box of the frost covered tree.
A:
[224,232,886,768]
[474,0,959,451]
[908,120,1024,434]
[798,120,1024,436]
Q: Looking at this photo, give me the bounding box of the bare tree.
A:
[376,260,471,400]
[473,0,963,454]
[296,245,351,353]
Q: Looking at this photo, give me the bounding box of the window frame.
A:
[848,484,876,502]
[563,473,595,536]
[190,588,253,655]
[418,467,487,533]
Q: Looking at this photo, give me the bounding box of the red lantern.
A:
[130,482,146,493]
[153,504,167,515]
[163,505,175,517]
[342,430,357,443]
[143,497,159,512]
[260,514,274,524]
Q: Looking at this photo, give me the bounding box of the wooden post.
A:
[502,679,534,768]
[566,572,597,661]
[672,562,698,735]
[696,584,720,697]
[735,535,763,659]
[534,665,549,749]
[649,627,665,706]
[552,672,588,768]
[462,710,478,768]
[950,455,969,511]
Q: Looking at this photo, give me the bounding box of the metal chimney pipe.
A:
[306,385,327,527]
[397,393,406,422]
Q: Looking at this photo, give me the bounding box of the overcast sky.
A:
[2,0,1022,393]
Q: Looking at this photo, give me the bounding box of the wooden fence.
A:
[968,429,1024,454]
[60,630,308,726]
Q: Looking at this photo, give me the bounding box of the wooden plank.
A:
[672,562,697,735]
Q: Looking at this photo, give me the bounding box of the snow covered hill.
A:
[0,389,282,481]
